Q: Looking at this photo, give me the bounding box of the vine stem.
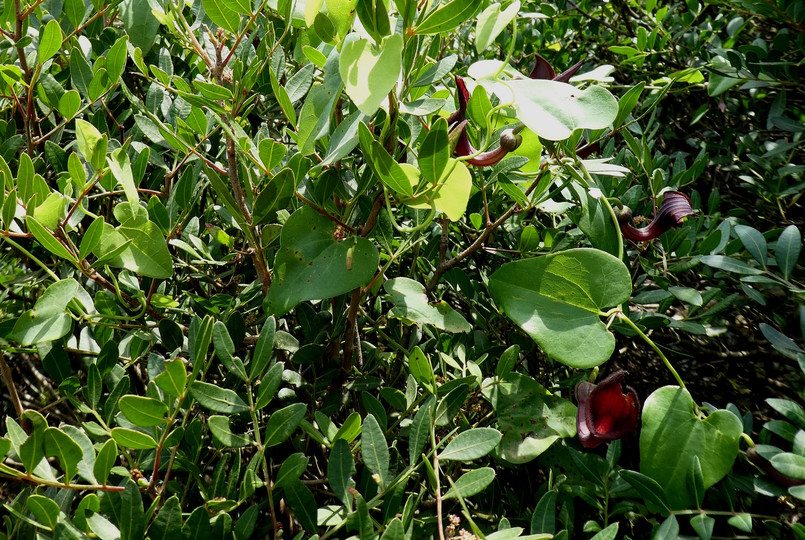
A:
[0,347,24,419]
[615,312,685,389]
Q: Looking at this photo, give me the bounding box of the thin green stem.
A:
[1,237,60,281]
[616,312,685,389]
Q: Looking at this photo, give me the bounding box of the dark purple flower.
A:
[618,192,696,242]
[529,54,584,83]
[447,76,521,167]
[576,370,640,449]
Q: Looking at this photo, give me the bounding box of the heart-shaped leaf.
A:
[488,248,632,367]
[384,277,471,333]
[339,33,403,115]
[265,206,379,316]
[482,373,576,463]
[509,79,618,141]
[640,386,743,509]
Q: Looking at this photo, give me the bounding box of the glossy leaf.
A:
[640,386,743,509]
[111,427,158,450]
[415,0,479,35]
[439,428,502,461]
[264,206,379,316]
[209,415,252,448]
[361,413,389,488]
[384,277,471,333]
[488,249,632,367]
[118,395,168,427]
[509,80,618,141]
[189,381,249,414]
[339,34,403,115]
[264,402,306,447]
[43,427,83,482]
[482,373,576,463]
[444,467,496,499]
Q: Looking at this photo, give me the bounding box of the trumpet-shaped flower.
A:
[576,370,640,448]
[617,192,696,242]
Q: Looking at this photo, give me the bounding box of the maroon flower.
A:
[447,77,521,166]
[617,192,696,242]
[529,53,584,83]
[576,370,640,448]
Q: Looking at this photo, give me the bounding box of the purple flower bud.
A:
[576,370,640,449]
[529,55,584,83]
[618,192,696,242]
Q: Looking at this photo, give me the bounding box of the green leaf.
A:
[727,513,752,532]
[444,467,495,499]
[250,316,276,380]
[79,216,105,260]
[264,206,379,316]
[189,381,249,414]
[106,36,129,85]
[384,277,471,333]
[357,122,414,197]
[415,0,480,35]
[530,491,556,534]
[770,452,805,480]
[63,0,86,28]
[619,469,670,512]
[339,34,403,116]
[209,415,252,448]
[591,523,619,540]
[510,80,619,141]
[94,205,173,278]
[121,0,160,53]
[488,249,632,368]
[328,438,355,507]
[10,278,88,345]
[108,148,138,204]
[475,1,520,53]
[75,119,107,171]
[613,82,645,128]
[333,411,362,442]
[43,427,82,482]
[482,373,576,463]
[690,514,714,540]
[118,395,168,427]
[640,386,743,509]
[328,0,359,38]
[496,344,519,378]
[38,20,63,64]
[275,453,308,490]
[361,413,389,488]
[155,360,187,397]
[264,402,306,447]
[93,439,117,486]
[283,480,318,531]
[150,496,182,540]
[734,224,768,268]
[420,117,449,184]
[654,515,679,539]
[381,518,404,540]
[258,139,287,171]
[121,479,145,540]
[699,255,763,275]
[26,216,78,264]
[26,495,60,530]
[408,346,436,394]
[775,225,801,280]
[429,158,472,221]
[439,428,502,461]
[253,168,295,225]
[254,362,284,409]
[111,427,158,450]
[201,0,241,32]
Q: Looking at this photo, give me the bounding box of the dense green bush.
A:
[0,0,803,538]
